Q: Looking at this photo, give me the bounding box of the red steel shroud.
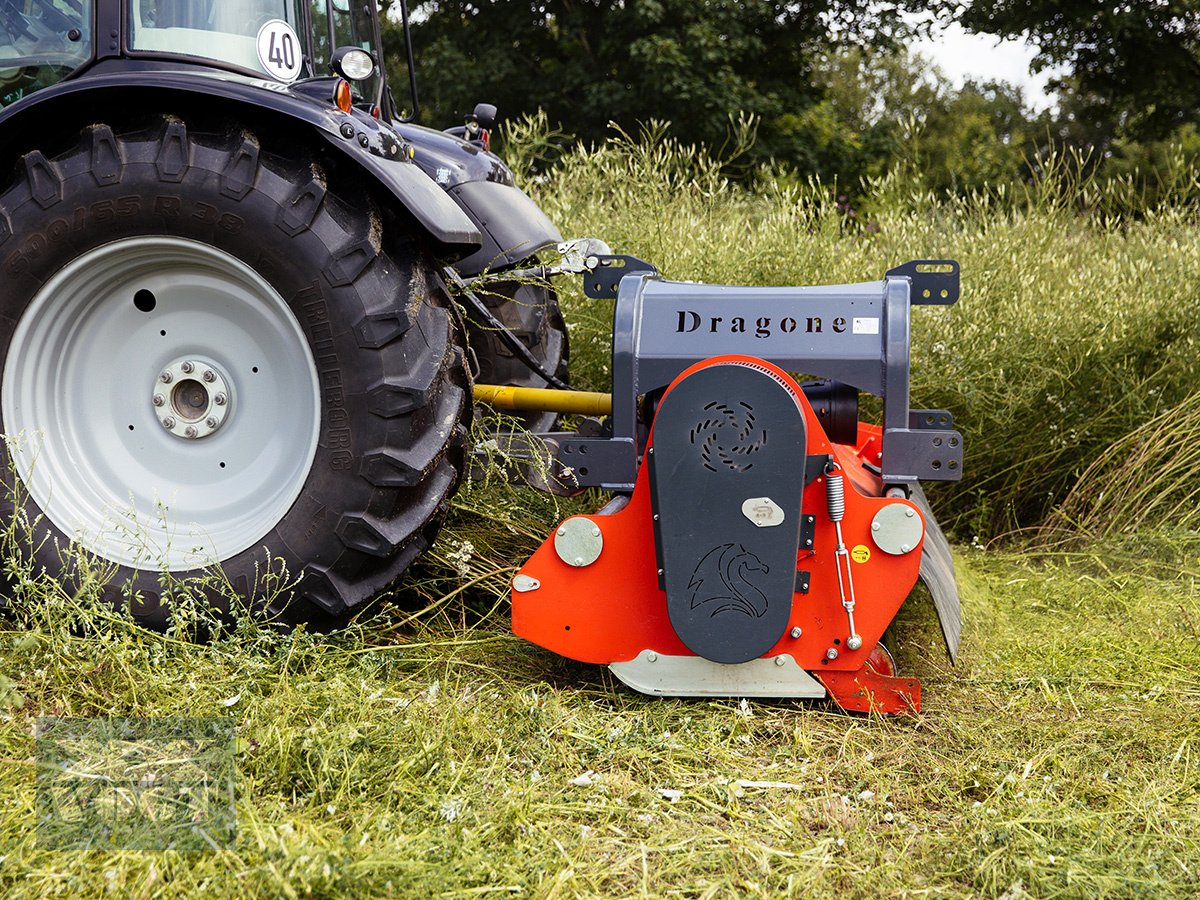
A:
[512,356,923,714]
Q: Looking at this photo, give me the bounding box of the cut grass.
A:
[1,536,1198,898]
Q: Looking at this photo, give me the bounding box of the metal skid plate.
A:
[648,361,807,664]
[610,651,827,698]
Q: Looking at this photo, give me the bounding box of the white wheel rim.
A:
[2,237,322,571]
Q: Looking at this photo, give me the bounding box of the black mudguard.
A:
[910,483,961,662]
[447,179,562,275]
[0,70,482,258]
[398,124,563,276]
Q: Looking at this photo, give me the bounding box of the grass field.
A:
[2,127,1200,897]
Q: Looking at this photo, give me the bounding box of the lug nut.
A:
[206,417,218,429]
[214,393,227,406]
[152,394,165,407]
[161,417,176,429]
[184,426,198,438]
[159,371,173,384]
[181,361,194,374]
[826,647,839,660]
[790,626,802,639]
[203,370,216,383]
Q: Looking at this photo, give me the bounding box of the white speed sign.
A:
[256,19,303,84]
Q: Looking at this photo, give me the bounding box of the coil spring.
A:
[826,472,845,523]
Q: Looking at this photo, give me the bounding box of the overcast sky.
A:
[912,21,1063,111]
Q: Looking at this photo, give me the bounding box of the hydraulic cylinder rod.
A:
[474,384,613,416]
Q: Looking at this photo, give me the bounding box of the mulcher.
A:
[0,0,962,713]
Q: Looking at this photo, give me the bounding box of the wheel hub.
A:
[154,358,232,439]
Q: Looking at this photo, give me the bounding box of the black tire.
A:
[463,278,569,433]
[0,115,472,629]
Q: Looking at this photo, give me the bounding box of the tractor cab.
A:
[0,1,387,110]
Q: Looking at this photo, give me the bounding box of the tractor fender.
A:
[0,70,482,258]
[447,179,564,276]
[396,122,562,275]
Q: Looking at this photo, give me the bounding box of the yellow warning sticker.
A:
[851,545,871,564]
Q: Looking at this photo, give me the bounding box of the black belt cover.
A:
[649,362,806,664]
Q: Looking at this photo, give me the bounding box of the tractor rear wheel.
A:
[464,278,568,433]
[0,116,471,628]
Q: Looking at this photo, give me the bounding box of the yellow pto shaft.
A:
[474,384,613,416]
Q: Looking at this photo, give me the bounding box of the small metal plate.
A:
[553,517,603,567]
[609,650,827,698]
[741,497,785,528]
[512,574,541,593]
[870,503,925,555]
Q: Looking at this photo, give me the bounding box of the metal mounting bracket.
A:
[886,260,960,306]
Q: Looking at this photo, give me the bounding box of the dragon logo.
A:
[690,401,767,473]
[688,543,770,618]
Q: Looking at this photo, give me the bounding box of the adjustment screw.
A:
[826,647,839,660]
[152,394,165,407]
[159,371,173,384]
[872,522,881,531]
[790,626,802,639]
[206,417,218,429]
[203,370,216,383]
[181,361,194,374]
[161,417,176,429]
[591,526,601,537]
[901,544,911,553]
[557,527,566,537]
[774,656,786,667]
[184,426,198,439]
[214,393,227,406]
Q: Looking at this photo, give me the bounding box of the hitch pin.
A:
[825,465,863,651]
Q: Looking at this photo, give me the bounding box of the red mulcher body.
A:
[504,260,964,714]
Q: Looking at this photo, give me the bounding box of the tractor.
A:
[0,0,962,712]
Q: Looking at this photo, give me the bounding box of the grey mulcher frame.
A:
[539,259,964,492]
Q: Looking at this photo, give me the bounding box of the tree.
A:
[949,1,1200,141]
[382,0,916,168]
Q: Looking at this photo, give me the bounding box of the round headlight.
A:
[331,47,375,82]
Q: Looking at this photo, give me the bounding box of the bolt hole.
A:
[134,289,156,313]
[931,459,942,470]
[820,658,828,665]
[252,366,259,373]
[128,425,134,431]
[219,462,226,469]
[564,625,571,631]
[160,330,167,336]
[579,467,589,477]
[834,638,841,645]
[949,437,959,448]
[948,460,959,470]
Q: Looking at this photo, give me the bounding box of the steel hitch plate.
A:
[648,361,807,664]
